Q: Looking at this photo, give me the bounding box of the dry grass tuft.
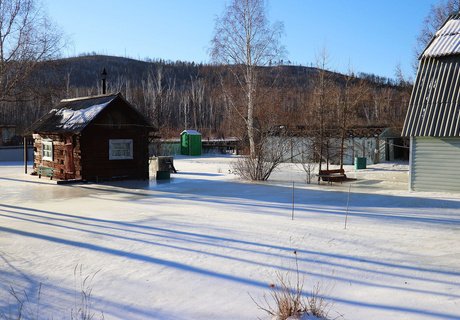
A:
[251,251,338,320]
[0,283,42,320]
[71,264,103,320]
[1,265,103,320]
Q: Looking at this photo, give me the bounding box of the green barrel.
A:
[354,157,367,169]
[156,171,170,180]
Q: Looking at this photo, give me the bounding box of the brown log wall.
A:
[80,127,149,181]
[33,133,82,180]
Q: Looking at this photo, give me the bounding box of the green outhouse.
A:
[180,130,202,156]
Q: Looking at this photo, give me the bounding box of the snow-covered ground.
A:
[1,156,459,320]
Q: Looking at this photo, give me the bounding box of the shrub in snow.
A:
[252,252,335,320]
[232,137,289,181]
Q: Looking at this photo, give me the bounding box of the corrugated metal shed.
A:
[403,12,460,193]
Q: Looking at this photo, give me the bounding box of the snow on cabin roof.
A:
[181,130,201,135]
[423,17,460,58]
[30,93,119,133]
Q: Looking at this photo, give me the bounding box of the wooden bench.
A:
[38,166,54,180]
[318,169,347,184]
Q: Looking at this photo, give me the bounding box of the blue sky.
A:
[43,0,437,80]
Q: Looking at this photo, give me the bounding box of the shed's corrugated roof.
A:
[423,18,460,57]
[30,93,119,133]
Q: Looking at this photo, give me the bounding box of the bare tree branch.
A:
[0,0,63,102]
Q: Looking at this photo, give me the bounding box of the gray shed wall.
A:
[411,137,460,192]
[0,146,33,162]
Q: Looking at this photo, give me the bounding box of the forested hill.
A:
[47,55,204,88]
[2,54,411,138]
[37,54,329,90]
[40,54,398,89]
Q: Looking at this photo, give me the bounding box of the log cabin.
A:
[29,92,154,181]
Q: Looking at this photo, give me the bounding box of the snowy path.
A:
[0,157,459,319]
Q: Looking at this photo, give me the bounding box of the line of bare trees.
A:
[0,0,415,182]
[0,57,411,135]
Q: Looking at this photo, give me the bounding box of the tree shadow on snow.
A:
[1,213,460,319]
[1,175,460,319]
[75,177,460,228]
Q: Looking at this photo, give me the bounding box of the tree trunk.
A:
[247,83,256,157]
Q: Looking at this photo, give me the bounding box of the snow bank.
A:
[0,157,459,319]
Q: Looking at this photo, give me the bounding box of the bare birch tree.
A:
[337,70,368,169]
[312,47,333,178]
[210,0,284,158]
[0,0,62,102]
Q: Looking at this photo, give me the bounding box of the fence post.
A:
[24,136,28,174]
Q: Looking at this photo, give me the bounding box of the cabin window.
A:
[109,139,133,160]
[42,140,53,161]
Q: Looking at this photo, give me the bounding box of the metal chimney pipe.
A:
[101,68,107,94]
